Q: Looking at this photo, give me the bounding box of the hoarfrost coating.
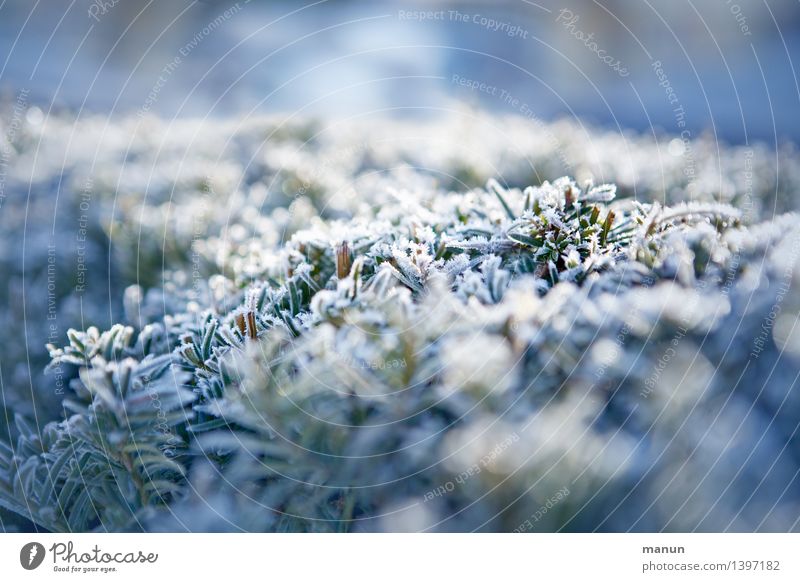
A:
[0,109,798,532]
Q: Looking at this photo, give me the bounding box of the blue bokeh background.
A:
[1,0,798,144]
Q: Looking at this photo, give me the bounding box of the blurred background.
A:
[0,0,798,144]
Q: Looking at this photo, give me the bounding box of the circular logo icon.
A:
[20,542,46,570]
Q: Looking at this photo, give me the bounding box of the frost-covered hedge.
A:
[1,110,799,531]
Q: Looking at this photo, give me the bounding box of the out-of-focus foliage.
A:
[1,109,799,531]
